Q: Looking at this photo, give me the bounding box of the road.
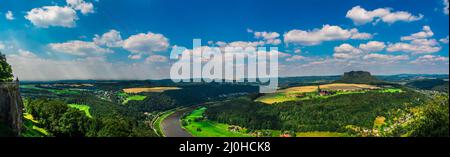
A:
[160,108,193,137]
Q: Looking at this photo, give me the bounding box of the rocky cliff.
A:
[334,71,382,84]
[0,82,23,136]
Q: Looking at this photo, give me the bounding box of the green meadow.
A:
[68,104,92,118]
[182,107,251,137]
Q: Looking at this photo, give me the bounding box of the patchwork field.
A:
[256,83,396,104]
[280,83,379,93]
[123,87,181,93]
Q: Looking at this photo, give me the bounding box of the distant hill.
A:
[406,79,449,92]
[334,71,383,84]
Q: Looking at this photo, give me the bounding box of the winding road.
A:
[160,108,193,137]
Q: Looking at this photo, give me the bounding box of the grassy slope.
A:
[122,95,147,104]
[22,113,48,137]
[183,107,251,137]
[68,104,93,118]
[184,108,348,137]
[257,88,403,104]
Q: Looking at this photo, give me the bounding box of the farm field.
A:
[256,83,400,104]
[123,87,181,94]
[122,95,147,104]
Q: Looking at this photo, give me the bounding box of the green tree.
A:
[410,95,449,137]
[56,108,90,137]
[0,52,14,82]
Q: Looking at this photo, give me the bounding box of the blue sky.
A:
[0,0,449,80]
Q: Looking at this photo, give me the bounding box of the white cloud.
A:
[440,36,449,44]
[128,54,142,60]
[93,29,123,47]
[284,25,372,46]
[66,0,94,15]
[363,53,409,61]
[444,0,449,15]
[387,39,441,54]
[49,40,112,56]
[411,55,449,64]
[387,26,441,54]
[226,41,265,48]
[123,32,170,54]
[145,55,168,63]
[286,55,306,62]
[17,49,38,58]
[333,43,363,59]
[346,6,423,25]
[401,26,433,41]
[7,53,171,81]
[25,6,78,28]
[359,41,386,52]
[5,11,14,20]
[253,31,282,45]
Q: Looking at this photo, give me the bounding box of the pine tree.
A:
[0,51,14,82]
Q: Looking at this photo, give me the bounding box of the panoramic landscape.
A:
[0,0,449,138]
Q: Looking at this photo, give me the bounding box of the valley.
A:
[1,70,448,137]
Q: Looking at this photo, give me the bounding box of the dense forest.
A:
[24,98,156,137]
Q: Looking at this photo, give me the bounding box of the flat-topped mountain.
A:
[334,71,382,84]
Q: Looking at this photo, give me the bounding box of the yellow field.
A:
[281,83,379,93]
[123,87,181,93]
[256,83,379,104]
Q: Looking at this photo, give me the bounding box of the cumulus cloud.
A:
[5,11,14,20]
[359,41,386,52]
[7,52,171,81]
[284,25,372,46]
[401,26,434,41]
[252,31,282,45]
[286,55,306,62]
[387,26,441,54]
[346,6,423,25]
[411,55,449,64]
[25,6,78,28]
[145,55,169,63]
[66,0,94,15]
[440,36,449,44]
[387,39,441,54]
[93,29,123,47]
[17,49,38,58]
[123,32,170,54]
[363,53,409,62]
[333,43,363,59]
[49,40,112,56]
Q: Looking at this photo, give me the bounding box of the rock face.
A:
[0,82,23,136]
[335,71,381,84]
